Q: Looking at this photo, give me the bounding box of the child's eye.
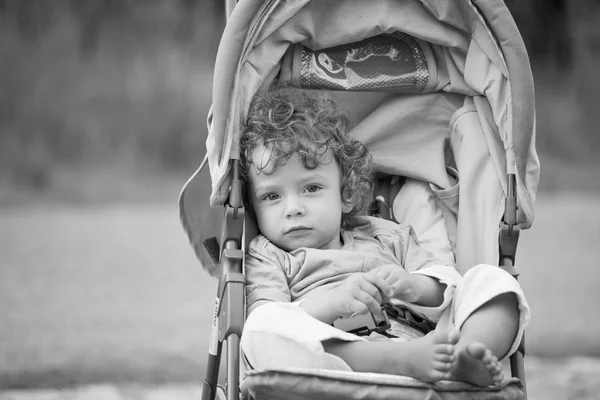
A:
[262,193,280,201]
[305,185,321,193]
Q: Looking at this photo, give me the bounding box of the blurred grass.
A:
[0,1,221,196]
[517,193,600,357]
[0,203,217,388]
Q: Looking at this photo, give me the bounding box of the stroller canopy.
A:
[179,0,540,273]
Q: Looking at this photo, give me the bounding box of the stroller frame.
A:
[188,1,537,399]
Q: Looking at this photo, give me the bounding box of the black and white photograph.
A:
[1,1,599,399]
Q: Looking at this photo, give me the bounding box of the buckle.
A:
[382,303,435,335]
[333,309,391,336]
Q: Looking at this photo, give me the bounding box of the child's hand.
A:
[372,264,420,303]
[330,273,392,319]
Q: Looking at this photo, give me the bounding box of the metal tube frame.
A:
[499,173,527,398]
[201,158,246,400]
[201,3,242,398]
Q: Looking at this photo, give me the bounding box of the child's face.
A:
[248,144,348,252]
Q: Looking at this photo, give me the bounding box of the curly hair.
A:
[240,86,374,228]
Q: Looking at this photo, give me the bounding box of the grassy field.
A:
[0,191,599,389]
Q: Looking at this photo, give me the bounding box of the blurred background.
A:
[1,0,599,393]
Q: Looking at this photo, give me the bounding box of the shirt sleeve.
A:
[245,236,292,315]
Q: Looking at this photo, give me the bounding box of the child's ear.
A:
[341,202,353,214]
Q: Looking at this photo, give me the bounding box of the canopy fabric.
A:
[202,0,538,225]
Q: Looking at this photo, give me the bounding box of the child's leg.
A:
[323,327,459,382]
[243,301,461,382]
[242,302,360,372]
[448,292,519,386]
[445,264,528,386]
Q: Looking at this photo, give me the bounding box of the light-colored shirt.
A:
[245,216,462,321]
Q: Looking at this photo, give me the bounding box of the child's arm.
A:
[364,220,460,315]
[373,264,445,307]
[299,272,392,325]
[245,238,293,315]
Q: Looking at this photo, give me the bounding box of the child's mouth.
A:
[286,226,311,235]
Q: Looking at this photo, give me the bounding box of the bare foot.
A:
[389,328,459,382]
[448,342,504,386]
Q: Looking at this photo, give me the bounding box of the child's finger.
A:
[363,273,393,299]
[353,291,382,316]
[366,282,385,304]
[352,278,383,305]
[372,268,390,279]
[347,299,369,316]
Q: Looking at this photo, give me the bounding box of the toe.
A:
[489,361,501,373]
[437,343,455,356]
[466,342,487,360]
[432,327,459,346]
[431,370,451,382]
[447,328,460,344]
[434,352,455,363]
[494,363,504,376]
[481,349,494,364]
[432,360,452,372]
[493,371,504,383]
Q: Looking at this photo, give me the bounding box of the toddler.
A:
[239,86,529,386]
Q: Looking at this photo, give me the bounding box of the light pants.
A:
[241,264,530,372]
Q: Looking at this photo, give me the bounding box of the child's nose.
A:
[285,197,305,218]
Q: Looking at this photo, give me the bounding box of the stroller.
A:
[179,0,540,399]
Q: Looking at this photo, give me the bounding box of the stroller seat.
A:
[241,367,524,400]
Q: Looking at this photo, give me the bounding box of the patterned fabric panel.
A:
[298,32,429,92]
